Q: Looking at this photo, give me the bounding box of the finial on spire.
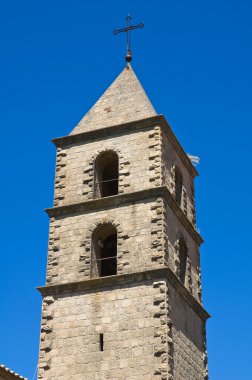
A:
[113,15,144,62]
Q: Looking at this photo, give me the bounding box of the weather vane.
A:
[113,15,144,62]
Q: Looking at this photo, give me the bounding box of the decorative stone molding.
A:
[196,264,203,303]
[202,322,209,380]
[150,198,168,266]
[174,239,181,278]
[187,257,193,294]
[38,267,210,321]
[79,217,129,278]
[149,126,163,187]
[163,211,169,267]
[46,218,60,284]
[54,148,67,206]
[174,236,192,293]
[191,194,196,227]
[182,188,188,216]
[153,281,174,380]
[170,163,176,197]
[82,147,130,199]
[52,116,198,179]
[46,187,204,246]
[153,281,168,379]
[38,296,55,379]
[118,156,131,193]
[167,287,175,380]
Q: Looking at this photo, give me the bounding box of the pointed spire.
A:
[70,64,157,135]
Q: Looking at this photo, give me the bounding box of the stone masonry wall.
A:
[54,126,163,207]
[47,194,202,302]
[169,285,207,380]
[38,279,168,380]
[54,125,197,229]
[44,120,207,380]
[161,129,196,227]
[38,278,207,380]
[46,198,169,286]
[164,205,202,303]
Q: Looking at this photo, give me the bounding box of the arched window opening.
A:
[92,224,117,277]
[95,151,119,198]
[178,238,188,284]
[175,167,183,205]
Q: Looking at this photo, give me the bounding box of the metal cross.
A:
[113,15,144,62]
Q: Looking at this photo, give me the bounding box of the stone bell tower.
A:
[38,64,209,380]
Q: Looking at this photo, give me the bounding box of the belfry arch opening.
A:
[178,238,188,284]
[94,151,119,198]
[92,224,117,277]
[175,167,183,205]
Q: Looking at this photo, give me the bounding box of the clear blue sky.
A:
[0,1,251,378]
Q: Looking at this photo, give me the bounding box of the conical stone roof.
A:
[70,64,157,135]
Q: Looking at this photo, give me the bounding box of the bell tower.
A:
[38,64,209,380]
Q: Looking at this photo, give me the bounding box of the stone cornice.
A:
[45,186,203,245]
[37,267,210,321]
[52,114,198,178]
[52,116,158,146]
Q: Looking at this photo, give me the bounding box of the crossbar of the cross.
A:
[113,23,144,35]
[113,16,144,62]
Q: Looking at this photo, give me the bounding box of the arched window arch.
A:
[91,224,117,277]
[178,238,188,284]
[94,151,119,198]
[175,167,183,205]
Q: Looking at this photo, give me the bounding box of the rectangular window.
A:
[99,333,104,351]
